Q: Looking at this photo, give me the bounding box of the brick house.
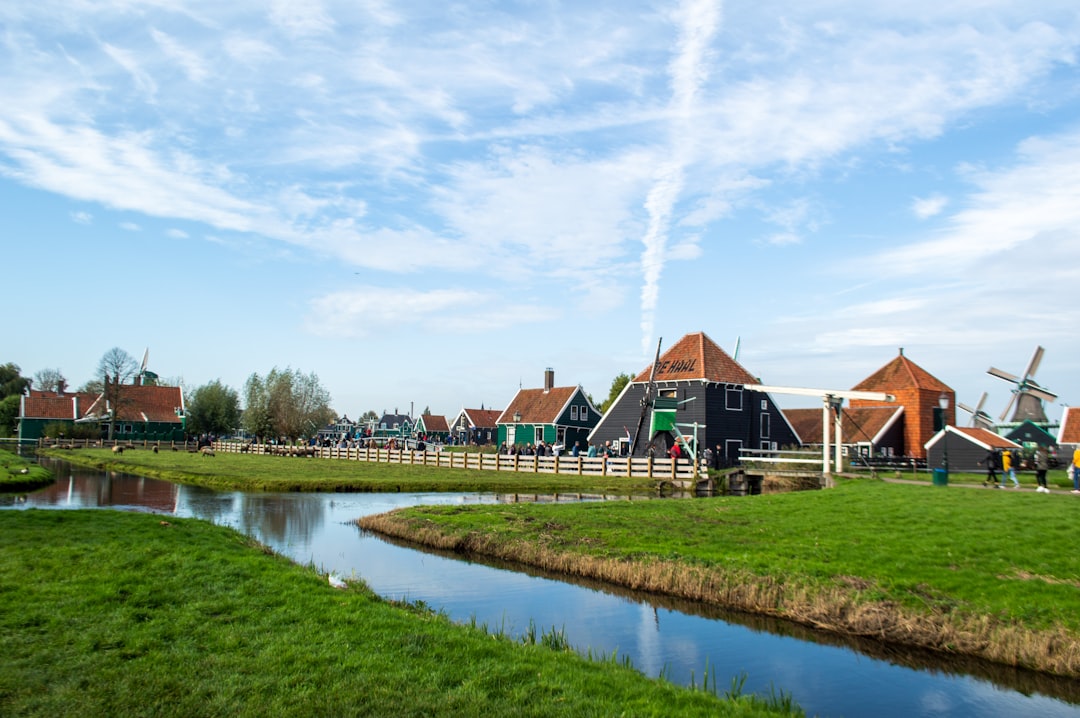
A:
[848,349,954,460]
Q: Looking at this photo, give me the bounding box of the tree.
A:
[186,380,241,437]
[0,363,30,437]
[0,363,30,400]
[599,372,633,413]
[97,348,138,440]
[242,368,335,442]
[33,368,67,393]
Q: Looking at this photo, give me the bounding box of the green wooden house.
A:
[497,369,600,452]
[413,413,450,443]
[18,385,186,442]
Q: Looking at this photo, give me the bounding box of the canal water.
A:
[4,458,1079,718]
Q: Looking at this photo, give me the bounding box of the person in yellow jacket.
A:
[1000,449,1020,489]
[1072,447,1080,493]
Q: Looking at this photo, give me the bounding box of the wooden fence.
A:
[34,437,700,482]
[212,441,699,481]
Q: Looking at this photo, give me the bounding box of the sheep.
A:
[111,445,124,454]
[200,447,215,457]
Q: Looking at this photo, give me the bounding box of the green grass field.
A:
[363,478,1080,676]
[0,509,798,717]
[40,447,660,494]
[0,449,52,491]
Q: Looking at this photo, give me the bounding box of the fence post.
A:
[553,454,560,475]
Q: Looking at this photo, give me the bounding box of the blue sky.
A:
[4,1,1079,423]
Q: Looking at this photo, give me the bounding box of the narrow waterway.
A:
[5,459,1079,718]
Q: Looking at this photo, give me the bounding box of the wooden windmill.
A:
[957,392,995,430]
[987,346,1057,425]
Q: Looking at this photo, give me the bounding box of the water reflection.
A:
[4,459,1080,718]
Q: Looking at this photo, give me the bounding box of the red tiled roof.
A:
[632,332,756,384]
[21,392,98,420]
[499,387,577,424]
[953,427,1021,450]
[1059,407,1080,445]
[783,406,903,445]
[463,409,502,428]
[422,414,450,433]
[21,386,183,424]
[852,351,950,393]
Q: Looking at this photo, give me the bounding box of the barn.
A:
[925,426,1021,473]
[587,332,798,461]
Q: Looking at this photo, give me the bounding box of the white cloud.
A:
[166,228,188,239]
[71,210,92,224]
[875,127,1080,274]
[150,28,208,83]
[912,194,948,219]
[269,0,335,38]
[305,286,546,338]
[101,42,157,98]
[119,221,140,231]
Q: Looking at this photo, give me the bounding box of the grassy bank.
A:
[38,447,658,494]
[0,509,797,717]
[360,478,1080,678]
[0,449,52,492]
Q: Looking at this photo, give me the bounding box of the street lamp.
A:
[938,392,950,477]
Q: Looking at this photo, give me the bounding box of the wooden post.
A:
[577,456,583,475]
[553,454,560,475]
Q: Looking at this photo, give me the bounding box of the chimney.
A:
[544,368,554,392]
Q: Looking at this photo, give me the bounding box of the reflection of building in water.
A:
[27,466,179,513]
[98,474,179,513]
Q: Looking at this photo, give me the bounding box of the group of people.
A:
[981,445,1080,494]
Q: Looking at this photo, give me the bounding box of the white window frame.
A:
[726,387,743,411]
[570,405,579,421]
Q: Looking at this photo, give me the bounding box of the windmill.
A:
[629,337,662,456]
[957,392,995,430]
[987,346,1057,424]
[137,348,159,386]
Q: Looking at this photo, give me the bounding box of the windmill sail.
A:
[629,338,662,456]
[988,345,1057,424]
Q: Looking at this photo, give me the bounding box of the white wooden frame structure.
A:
[744,384,895,482]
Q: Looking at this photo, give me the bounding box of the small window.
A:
[580,406,588,422]
[726,387,743,411]
[761,399,768,411]
[760,413,770,438]
[570,405,579,421]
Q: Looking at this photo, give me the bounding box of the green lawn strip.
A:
[849,467,1073,490]
[362,479,1080,676]
[38,448,658,494]
[0,449,53,491]
[0,509,795,718]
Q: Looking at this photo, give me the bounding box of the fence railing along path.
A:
[213,441,700,481]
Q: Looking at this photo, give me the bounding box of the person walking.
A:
[1072,446,1080,494]
[980,448,1000,488]
[1001,449,1020,489]
[1035,445,1050,493]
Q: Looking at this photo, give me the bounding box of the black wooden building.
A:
[924,426,1021,473]
[588,332,799,461]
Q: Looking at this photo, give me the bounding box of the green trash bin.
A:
[932,468,948,486]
